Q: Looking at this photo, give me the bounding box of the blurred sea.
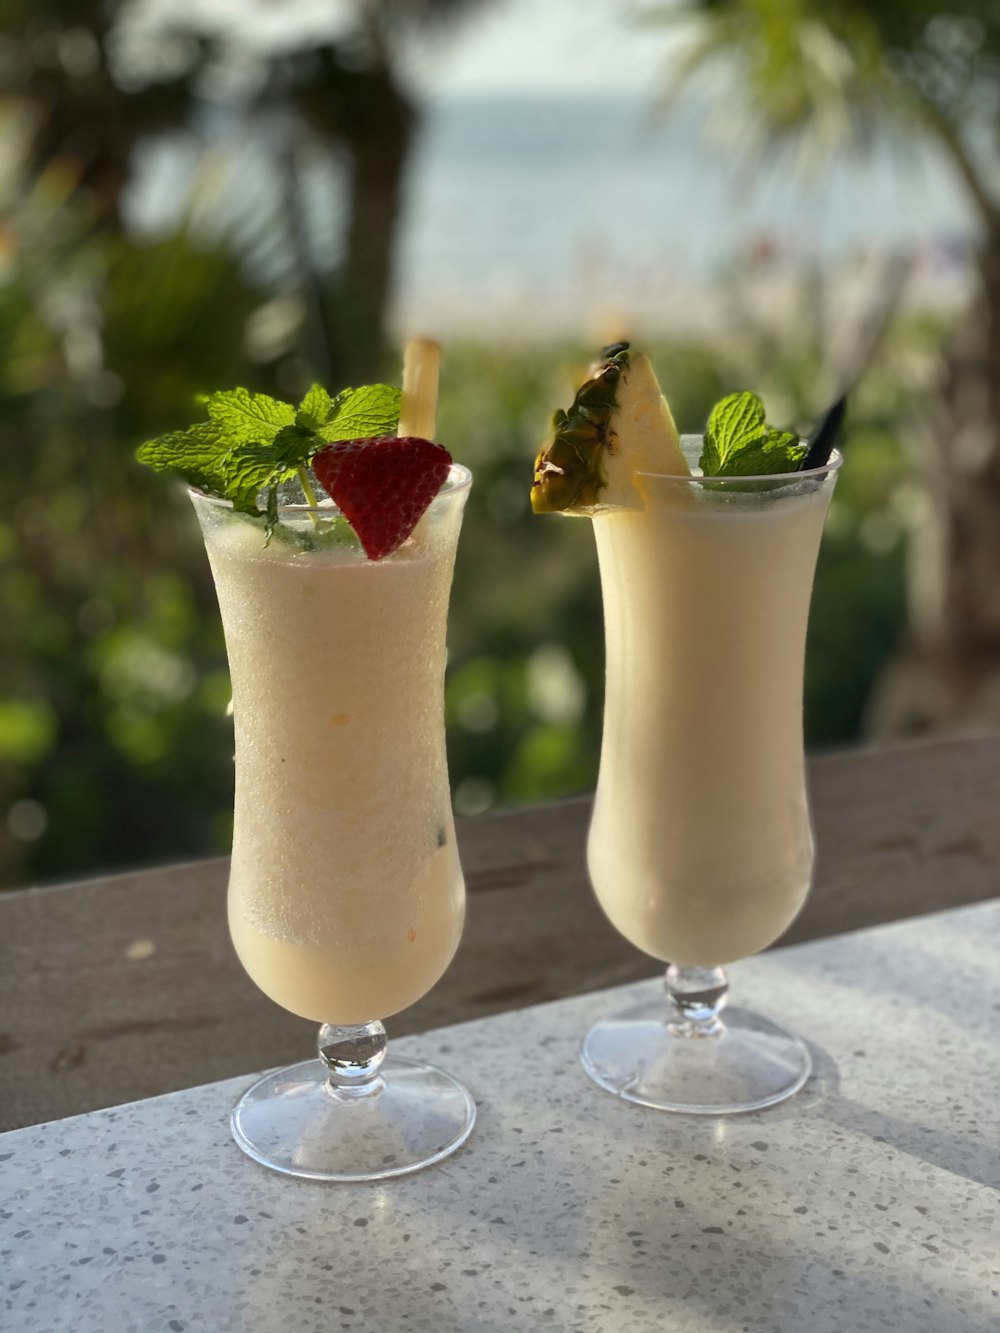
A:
[391,95,974,339]
[132,93,976,341]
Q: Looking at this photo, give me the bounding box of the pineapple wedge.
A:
[530,344,689,514]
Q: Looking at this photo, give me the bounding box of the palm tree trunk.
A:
[314,63,415,386]
[867,223,1000,734]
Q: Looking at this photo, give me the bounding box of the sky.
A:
[120,0,973,343]
[118,0,684,102]
[400,0,680,100]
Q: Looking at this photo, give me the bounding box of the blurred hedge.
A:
[3,227,937,885]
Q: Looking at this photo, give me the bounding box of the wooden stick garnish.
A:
[398,337,440,440]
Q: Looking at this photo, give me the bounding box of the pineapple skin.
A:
[530,345,688,516]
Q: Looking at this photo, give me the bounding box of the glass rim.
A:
[188,461,473,513]
[637,443,843,486]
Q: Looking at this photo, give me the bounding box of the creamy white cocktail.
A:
[139,341,477,1178]
[588,442,834,967]
[531,345,842,1113]
[196,483,467,1027]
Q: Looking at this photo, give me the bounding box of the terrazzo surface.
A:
[2,901,999,1333]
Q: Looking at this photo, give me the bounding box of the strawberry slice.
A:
[312,436,452,560]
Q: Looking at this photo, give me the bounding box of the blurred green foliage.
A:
[0,0,982,895]
[0,159,257,886]
[0,155,934,889]
[439,328,919,820]
[2,197,932,886]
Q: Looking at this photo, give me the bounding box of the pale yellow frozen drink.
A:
[194,479,468,1025]
[588,450,836,965]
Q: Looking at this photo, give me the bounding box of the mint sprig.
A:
[136,382,402,528]
[318,384,406,441]
[699,392,805,478]
[134,424,230,497]
[205,386,295,442]
[295,384,333,432]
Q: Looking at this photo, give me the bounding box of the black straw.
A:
[800,393,847,471]
[798,253,909,472]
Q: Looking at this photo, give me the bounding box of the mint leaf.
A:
[224,446,286,514]
[701,392,766,474]
[267,513,356,553]
[136,382,402,535]
[264,486,280,543]
[700,392,804,477]
[205,387,294,444]
[225,428,316,514]
[319,384,401,441]
[271,424,316,466]
[717,430,805,477]
[136,424,229,495]
[296,384,333,432]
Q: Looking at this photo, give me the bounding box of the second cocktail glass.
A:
[581,439,841,1114]
[192,464,473,1180]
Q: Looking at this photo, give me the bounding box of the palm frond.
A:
[653,0,922,169]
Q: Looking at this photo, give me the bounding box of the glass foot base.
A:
[580,1000,811,1114]
[231,1054,476,1181]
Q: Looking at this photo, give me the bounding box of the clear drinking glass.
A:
[190,465,474,1179]
[581,439,841,1113]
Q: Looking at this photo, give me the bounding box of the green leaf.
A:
[319,384,402,441]
[224,426,318,515]
[716,430,806,477]
[700,392,804,478]
[266,513,356,553]
[205,387,294,444]
[136,424,229,495]
[135,382,401,536]
[270,424,317,467]
[264,486,280,544]
[700,391,767,475]
[296,383,333,432]
[223,444,280,514]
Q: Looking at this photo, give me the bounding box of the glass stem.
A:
[665,965,728,1038]
[318,1020,387,1101]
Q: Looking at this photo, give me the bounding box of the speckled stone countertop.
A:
[3,901,999,1333]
